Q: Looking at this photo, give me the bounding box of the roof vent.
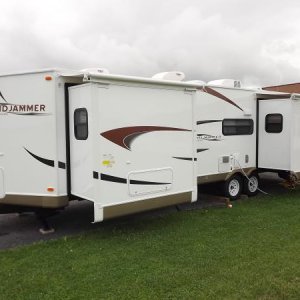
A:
[152,71,185,81]
[186,80,206,85]
[80,68,109,75]
[208,79,241,88]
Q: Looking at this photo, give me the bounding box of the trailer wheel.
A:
[224,174,242,200]
[243,172,259,196]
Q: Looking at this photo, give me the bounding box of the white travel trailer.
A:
[0,69,202,222]
[193,82,300,197]
[0,69,295,223]
[257,90,300,180]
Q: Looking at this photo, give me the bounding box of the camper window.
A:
[265,114,283,133]
[222,119,253,136]
[74,108,88,140]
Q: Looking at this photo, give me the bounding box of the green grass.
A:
[0,191,299,300]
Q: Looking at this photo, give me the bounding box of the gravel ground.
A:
[0,173,288,250]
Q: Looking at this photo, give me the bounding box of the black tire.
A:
[243,172,259,196]
[223,174,242,200]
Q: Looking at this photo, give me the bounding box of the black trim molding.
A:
[58,162,66,169]
[197,120,222,125]
[96,173,171,185]
[173,157,197,161]
[24,147,54,167]
[24,147,66,169]
[197,149,209,153]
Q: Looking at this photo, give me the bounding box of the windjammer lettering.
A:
[0,104,46,113]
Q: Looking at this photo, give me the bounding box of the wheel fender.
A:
[224,168,257,181]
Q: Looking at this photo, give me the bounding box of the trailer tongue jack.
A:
[0,204,57,234]
[35,209,57,234]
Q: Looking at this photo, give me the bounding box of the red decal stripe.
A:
[201,87,244,112]
[101,126,191,150]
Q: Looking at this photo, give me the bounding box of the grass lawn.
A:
[0,191,299,300]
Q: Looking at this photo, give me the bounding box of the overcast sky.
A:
[1,0,300,86]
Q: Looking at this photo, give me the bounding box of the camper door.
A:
[258,99,291,170]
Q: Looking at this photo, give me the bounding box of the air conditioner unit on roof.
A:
[152,71,185,82]
[186,80,206,85]
[208,79,241,88]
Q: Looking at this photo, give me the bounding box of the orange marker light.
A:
[47,187,55,192]
[45,75,52,81]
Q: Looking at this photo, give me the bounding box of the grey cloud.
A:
[0,0,300,86]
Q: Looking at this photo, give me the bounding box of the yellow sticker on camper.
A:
[102,154,115,168]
